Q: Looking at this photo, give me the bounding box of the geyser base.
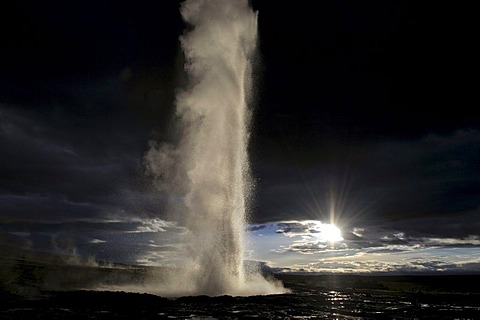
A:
[94,267,289,297]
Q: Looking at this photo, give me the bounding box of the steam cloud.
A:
[145,0,286,296]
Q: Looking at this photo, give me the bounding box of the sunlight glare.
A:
[311,222,343,243]
[322,223,343,243]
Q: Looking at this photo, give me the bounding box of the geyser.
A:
[145,0,286,296]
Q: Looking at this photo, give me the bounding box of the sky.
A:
[1,0,479,274]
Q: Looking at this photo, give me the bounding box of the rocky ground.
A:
[1,247,480,319]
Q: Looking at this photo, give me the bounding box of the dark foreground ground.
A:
[1,249,480,319]
[2,274,480,319]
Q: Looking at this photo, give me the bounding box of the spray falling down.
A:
[145,0,285,296]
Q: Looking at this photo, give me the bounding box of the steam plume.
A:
[145,0,285,295]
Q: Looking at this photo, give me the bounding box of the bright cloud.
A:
[127,218,179,233]
[247,220,480,274]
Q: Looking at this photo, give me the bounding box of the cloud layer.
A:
[247,220,480,274]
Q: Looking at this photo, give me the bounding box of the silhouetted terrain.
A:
[1,248,480,319]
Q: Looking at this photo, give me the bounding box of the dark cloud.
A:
[0,218,185,265]
[250,1,476,144]
[0,105,167,223]
[1,0,478,272]
[246,225,266,232]
[275,222,310,235]
[252,131,480,238]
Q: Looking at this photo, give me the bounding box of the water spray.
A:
[145,0,286,296]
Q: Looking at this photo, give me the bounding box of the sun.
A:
[324,224,343,242]
[320,223,343,243]
[308,221,344,243]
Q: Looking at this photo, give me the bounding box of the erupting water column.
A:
[177,0,257,295]
[146,0,285,295]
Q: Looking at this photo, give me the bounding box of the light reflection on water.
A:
[2,287,480,319]
[293,287,480,319]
